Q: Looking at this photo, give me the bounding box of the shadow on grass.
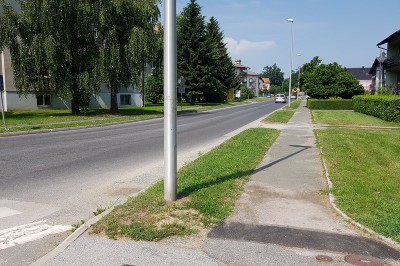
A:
[178,145,312,199]
[178,170,254,199]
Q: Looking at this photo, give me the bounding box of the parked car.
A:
[274,94,287,103]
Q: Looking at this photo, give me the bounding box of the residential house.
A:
[233,59,263,98]
[261,78,270,96]
[0,49,146,111]
[369,29,400,94]
[347,67,373,93]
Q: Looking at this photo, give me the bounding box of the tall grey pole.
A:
[164,0,177,201]
[297,53,301,98]
[287,19,294,107]
[0,91,7,130]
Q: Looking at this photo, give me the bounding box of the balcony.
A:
[383,54,400,69]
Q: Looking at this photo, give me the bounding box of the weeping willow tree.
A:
[96,0,160,114]
[0,0,100,114]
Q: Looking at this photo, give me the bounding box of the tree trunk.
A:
[71,94,81,115]
[110,85,118,115]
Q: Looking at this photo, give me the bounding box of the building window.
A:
[120,94,131,105]
[36,95,51,106]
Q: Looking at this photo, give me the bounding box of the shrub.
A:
[353,95,400,122]
[240,87,255,101]
[145,75,163,103]
[307,99,353,110]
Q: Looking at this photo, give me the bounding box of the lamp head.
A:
[287,18,294,23]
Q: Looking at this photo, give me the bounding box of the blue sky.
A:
[173,0,400,77]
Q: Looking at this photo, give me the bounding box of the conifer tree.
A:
[177,0,208,102]
[205,17,239,102]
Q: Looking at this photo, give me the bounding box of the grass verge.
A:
[92,128,280,241]
[263,110,295,123]
[312,110,400,127]
[263,99,301,123]
[316,128,400,242]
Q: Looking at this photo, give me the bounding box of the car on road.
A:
[274,94,287,103]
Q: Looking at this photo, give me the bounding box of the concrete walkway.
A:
[37,101,400,266]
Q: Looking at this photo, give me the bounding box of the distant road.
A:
[0,100,281,265]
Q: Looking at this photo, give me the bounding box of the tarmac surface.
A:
[34,101,400,266]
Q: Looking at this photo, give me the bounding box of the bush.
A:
[377,87,392,95]
[145,75,163,103]
[307,99,353,110]
[240,87,255,101]
[353,95,400,122]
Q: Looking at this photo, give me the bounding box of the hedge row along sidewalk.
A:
[92,128,280,241]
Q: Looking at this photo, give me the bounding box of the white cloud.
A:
[224,37,276,57]
[224,38,277,73]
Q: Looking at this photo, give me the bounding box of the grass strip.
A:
[316,128,400,242]
[312,110,400,127]
[92,128,280,241]
[285,99,302,110]
[263,110,295,123]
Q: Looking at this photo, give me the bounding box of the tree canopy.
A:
[0,0,100,114]
[301,57,364,99]
[0,0,161,114]
[261,63,284,86]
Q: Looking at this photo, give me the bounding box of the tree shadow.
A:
[177,145,312,199]
[253,145,312,175]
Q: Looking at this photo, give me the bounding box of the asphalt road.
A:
[0,100,281,265]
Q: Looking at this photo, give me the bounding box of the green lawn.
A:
[316,127,400,242]
[92,128,280,241]
[312,110,400,127]
[263,110,295,123]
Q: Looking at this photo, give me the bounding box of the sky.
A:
[172,0,400,77]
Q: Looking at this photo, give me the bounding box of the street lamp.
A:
[287,18,294,107]
[297,53,301,99]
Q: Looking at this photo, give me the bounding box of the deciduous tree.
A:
[0,0,100,114]
[261,63,284,86]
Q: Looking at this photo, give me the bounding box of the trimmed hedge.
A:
[353,95,400,122]
[307,99,353,110]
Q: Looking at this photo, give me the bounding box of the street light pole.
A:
[297,53,301,99]
[164,0,177,202]
[287,18,294,107]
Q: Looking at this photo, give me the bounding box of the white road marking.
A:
[0,207,22,218]
[0,220,71,250]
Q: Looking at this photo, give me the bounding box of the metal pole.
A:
[288,19,294,107]
[0,91,7,130]
[297,53,301,99]
[164,0,177,202]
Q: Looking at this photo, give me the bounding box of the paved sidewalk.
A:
[36,101,400,266]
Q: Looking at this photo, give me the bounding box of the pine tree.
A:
[177,0,208,103]
[206,17,239,102]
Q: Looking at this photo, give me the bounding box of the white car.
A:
[274,94,287,103]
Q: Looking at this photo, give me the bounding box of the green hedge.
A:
[307,99,353,110]
[353,95,400,122]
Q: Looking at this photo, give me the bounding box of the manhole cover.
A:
[316,255,333,262]
[344,254,385,266]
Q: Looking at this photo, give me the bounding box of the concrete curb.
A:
[30,186,149,266]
